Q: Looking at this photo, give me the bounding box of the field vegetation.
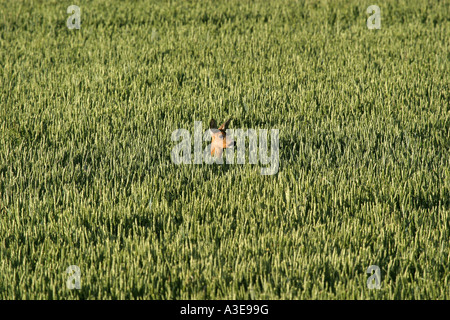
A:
[0,0,449,299]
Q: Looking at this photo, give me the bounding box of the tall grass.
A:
[0,0,449,299]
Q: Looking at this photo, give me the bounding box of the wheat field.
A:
[0,0,449,299]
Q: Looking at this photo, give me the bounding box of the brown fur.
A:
[209,118,235,157]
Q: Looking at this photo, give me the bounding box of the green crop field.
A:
[0,0,449,300]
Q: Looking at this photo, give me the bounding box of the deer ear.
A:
[219,118,232,130]
[210,119,217,129]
